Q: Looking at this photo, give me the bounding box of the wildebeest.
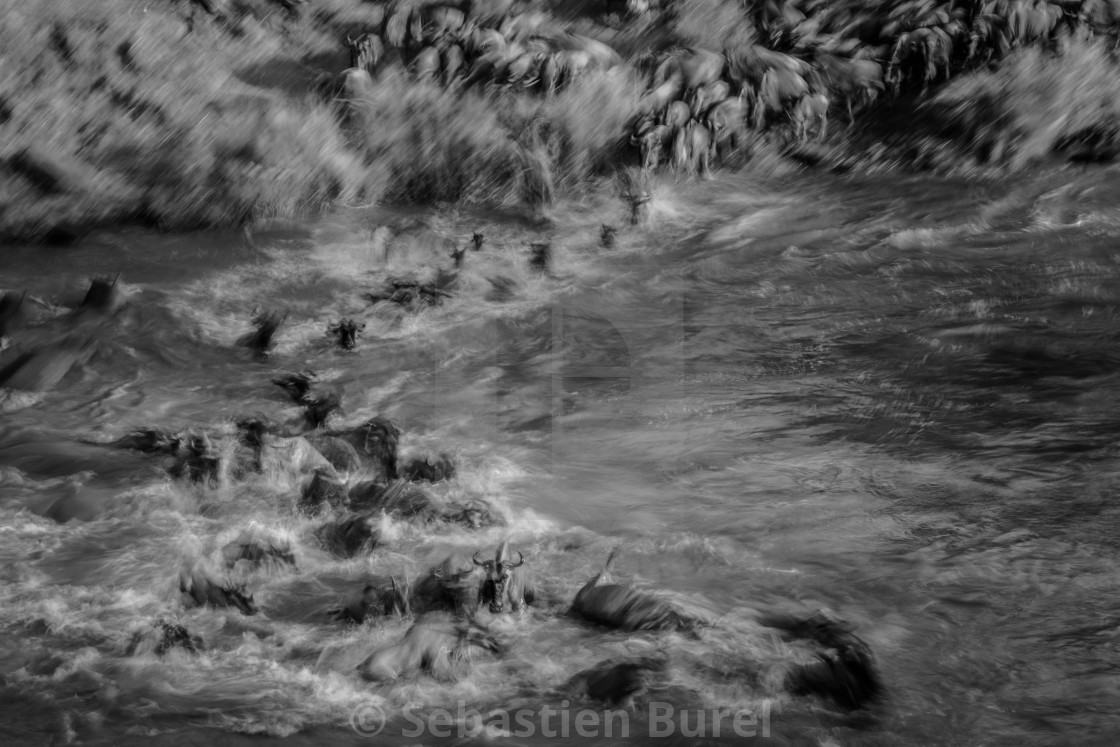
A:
[272,370,315,404]
[179,561,257,615]
[755,67,809,130]
[566,653,669,706]
[80,273,125,314]
[0,290,28,338]
[348,32,384,77]
[444,498,502,529]
[705,96,749,163]
[662,100,691,133]
[471,230,485,251]
[528,241,551,274]
[632,120,671,171]
[812,50,883,125]
[571,550,711,633]
[104,426,183,455]
[327,319,365,350]
[300,467,349,515]
[366,277,452,311]
[411,45,442,81]
[335,415,401,480]
[761,610,882,711]
[450,244,467,269]
[168,431,222,487]
[220,531,297,573]
[348,478,441,524]
[400,452,456,482]
[674,121,712,179]
[237,308,288,356]
[442,42,465,86]
[410,553,483,618]
[474,541,535,614]
[329,576,410,624]
[315,509,382,556]
[127,620,202,657]
[357,613,503,682]
[600,224,617,248]
[791,92,829,143]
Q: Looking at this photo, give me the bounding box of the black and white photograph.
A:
[1,1,1118,745]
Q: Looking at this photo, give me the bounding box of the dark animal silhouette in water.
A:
[238,308,288,356]
[0,290,27,338]
[105,427,183,455]
[0,335,97,392]
[301,467,349,515]
[410,554,483,619]
[348,477,439,522]
[529,242,551,274]
[338,416,401,480]
[302,389,342,429]
[472,231,485,251]
[600,224,617,248]
[761,610,883,711]
[220,532,297,573]
[366,278,451,312]
[474,541,535,614]
[315,509,382,556]
[327,318,365,350]
[168,431,222,487]
[179,561,257,615]
[80,273,124,314]
[450,245,467,269]
[566,653,670,706]
[329,576,410,624]
[357,613,503,682]
[400,453,456,482]
[127,620,202,656]
[272,371,315,403]
[571,549,710,633]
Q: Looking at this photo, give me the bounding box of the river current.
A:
[2,166,1120,746]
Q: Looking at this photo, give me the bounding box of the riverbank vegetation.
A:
[2,0,1119,241]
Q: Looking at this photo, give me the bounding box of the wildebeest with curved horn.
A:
[357,613,503,682]
[571,549,712,633]
[474,541,535,614]
[400,452,456,482]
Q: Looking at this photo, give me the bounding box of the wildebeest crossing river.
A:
[2,166,1120,746]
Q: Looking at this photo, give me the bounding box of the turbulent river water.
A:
[3,166,1120,747]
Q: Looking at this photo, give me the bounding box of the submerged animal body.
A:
[179,561,257,616]
[329,576,409,624]
[572,550,710,633]
[358,613,503,682]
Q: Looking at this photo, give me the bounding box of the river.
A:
[2,166,1119,746]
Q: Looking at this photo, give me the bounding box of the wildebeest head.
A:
[474,542,528,614]
[272,370,315,403]
[303,390,342,429]
[327,318,365,350]
[356,416,401,479]
[600,224,617,248]
[472,231,485,251]
[528,242,551,273]
[413,555,480,618]
[445,499,498,529]
[450,245,467,268]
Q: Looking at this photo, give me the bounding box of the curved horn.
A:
[508,551,525,568]
[472,550,485,565]
[346,33,356,46]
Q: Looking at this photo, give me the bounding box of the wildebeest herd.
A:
[2,264,881,714]
[310,0,1118,179]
